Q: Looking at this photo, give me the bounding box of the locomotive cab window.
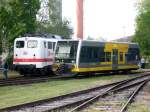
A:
[27,40,37,48]
[53,42,56,51]
[16,41,24,48]
[48,42,52,49]
[44,42,47,48]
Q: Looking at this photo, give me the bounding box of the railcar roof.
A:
[15,37,58,41]
[57,39,138,45]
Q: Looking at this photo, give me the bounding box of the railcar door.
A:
[112,49,118,70]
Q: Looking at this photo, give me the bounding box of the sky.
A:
[62,0,137,41]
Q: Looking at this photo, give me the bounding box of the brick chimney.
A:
[76,0,83,39]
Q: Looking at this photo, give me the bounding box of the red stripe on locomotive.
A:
[13,58,53,62]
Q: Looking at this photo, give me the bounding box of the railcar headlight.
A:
[71,60,75,63]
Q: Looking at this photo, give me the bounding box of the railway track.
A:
[69,77,149,112]
[0,73,150,112]
[0,74,76,87]
[78,81,148,112]
[0,71,149,87]
[119,81,147,112]
[0,77,51,87]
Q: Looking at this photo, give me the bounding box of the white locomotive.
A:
[13,35,60,76]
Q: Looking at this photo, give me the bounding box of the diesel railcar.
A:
[13,36,58,76]
[52,40,140,76]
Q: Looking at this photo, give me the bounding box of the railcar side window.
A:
[80,46,100,63]
[105,52,111,62]
[127,48,139,62]
[48,42,52,49]
[120,52,123,62]
[16,41,24,48]
[99,48,105,62]
[27,40,37,48]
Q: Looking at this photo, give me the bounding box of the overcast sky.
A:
[62,0,137,40]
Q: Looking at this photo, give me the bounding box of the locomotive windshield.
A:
[55,41,78,63]
[27,40,38,48]
[16,41,24,48]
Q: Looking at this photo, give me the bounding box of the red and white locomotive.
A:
[13,35,60,76]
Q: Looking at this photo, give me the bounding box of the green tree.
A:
[134,0,150,56]
[37,0,73,38]
[48,0,62,26]
[0,0,40,51]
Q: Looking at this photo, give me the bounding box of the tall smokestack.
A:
[76,0,83,39]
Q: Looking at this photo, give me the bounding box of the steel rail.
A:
[0,78,128,111]
[43,78,137,112]
[0,73,150,112]
[0,77,50,87]
[69,77,150,112]
[0,75,75,87]
[119,79,149,112]
[25,75,150,111]
[0,71,149,87]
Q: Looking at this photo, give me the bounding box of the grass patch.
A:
[145,63,150,69]
[128,103,150,112]
[0,74,136,109]
[0,71,20,79]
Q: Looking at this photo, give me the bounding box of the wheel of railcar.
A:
[121,70,131,74]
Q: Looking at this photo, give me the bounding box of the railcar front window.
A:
[27,40,37,48]
[55,41,78,62]
[56,45,71,58]
[16,41,24,48]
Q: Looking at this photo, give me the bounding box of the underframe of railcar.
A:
[71,64,139,75]
[13,64,53,76]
